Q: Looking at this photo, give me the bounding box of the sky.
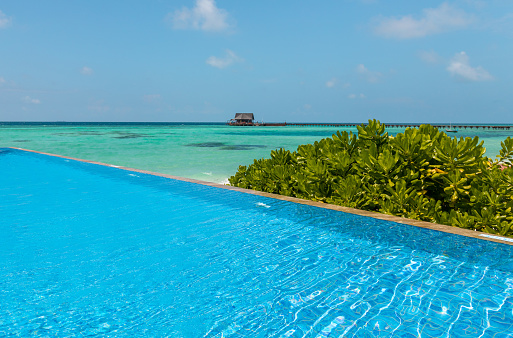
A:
[0,0,512,123]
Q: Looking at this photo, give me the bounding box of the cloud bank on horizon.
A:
[0,0,511,123]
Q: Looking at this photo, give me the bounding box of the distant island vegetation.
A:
[229,120,513,237]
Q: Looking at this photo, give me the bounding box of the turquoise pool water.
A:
[2,148,513,337]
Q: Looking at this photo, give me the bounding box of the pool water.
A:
[1,148,513,337]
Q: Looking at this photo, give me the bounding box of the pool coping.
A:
[9,146,513,247]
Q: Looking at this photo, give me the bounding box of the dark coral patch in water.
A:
[78,131,103,135]
[220,145,267,150]
[12,140,30,142]
[185,142,266,150]
[111,132,152,139]
[186,142,226,147]
[53,131,104,136]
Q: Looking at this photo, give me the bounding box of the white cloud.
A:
[144,94,161,102]
[169,0,231,32]
[206,50,242,69]
[325,78,337,88]
[81,66,93,75]
[0,10,11,28]
[356,64,382,83]
[0,77,5,84]
[447,51,493,81]
[23,96,40,104]
[374,3,473,39]
[418,50,442,64]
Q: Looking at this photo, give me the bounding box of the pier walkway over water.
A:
[258,122,513,130]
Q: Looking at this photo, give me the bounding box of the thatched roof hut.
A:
[227,112,257,125]
[234,113,254,121]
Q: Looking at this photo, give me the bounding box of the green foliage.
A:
[498,137,513,165]
[229,119,513,237]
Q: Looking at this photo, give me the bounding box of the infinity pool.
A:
[1,148,513,337]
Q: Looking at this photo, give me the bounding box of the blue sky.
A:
[0,0,512,123]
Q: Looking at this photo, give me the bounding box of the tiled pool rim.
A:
[10,146,513,247]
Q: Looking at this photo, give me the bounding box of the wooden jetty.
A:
[226,114,512,130]
[285,123,513,130]
[230,122,513,130]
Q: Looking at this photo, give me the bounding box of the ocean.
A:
[1,122,512,184]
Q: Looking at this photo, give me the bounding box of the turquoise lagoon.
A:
[1,122,512,184]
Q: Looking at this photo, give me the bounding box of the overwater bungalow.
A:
[227,113,260,126]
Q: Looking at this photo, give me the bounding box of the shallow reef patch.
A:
[185,142,266,150]
[111,132,152,139]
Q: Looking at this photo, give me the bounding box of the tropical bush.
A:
[229,120,513,236]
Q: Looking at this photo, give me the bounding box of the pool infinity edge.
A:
[10,146,513,247]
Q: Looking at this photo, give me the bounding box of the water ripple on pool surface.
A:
[1,149,513,337]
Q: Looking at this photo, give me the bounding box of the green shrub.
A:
[229,120,513,236]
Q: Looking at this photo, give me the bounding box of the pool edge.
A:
[9,146,513,247]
